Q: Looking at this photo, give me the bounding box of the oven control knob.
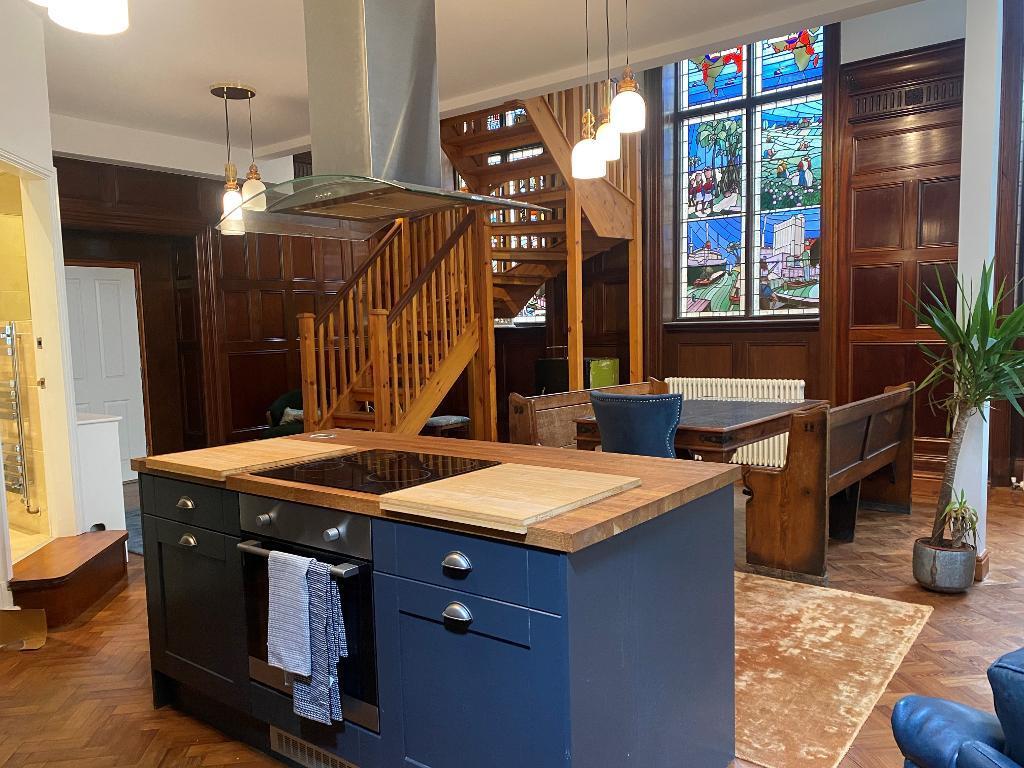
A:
[255,513,274,528]
[323,527,342,543]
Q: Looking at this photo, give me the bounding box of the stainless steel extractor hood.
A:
[218,175,541,240]
[217,0,545,240]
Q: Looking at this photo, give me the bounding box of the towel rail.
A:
[237,540,362,580]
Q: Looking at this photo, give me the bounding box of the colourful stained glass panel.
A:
[754,207,820,315]
[683,110,746,220]
[754,96,822,212]
[680,216,745,315]
[683,47,745,108]
[756,28,825,94]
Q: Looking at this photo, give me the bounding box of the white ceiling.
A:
[40,0,915,158]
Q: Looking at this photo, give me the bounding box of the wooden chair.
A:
[743,383,915,581]
[508,379,669,448]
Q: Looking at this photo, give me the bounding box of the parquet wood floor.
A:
[1,490,1022,767]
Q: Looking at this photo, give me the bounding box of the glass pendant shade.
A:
[595,119,621,162]
[28,0,49,7]
[49,0,129,34]
[611,88,646,133]
[241,177,267,211]
[223,188,243,221]
[571,138,606,180]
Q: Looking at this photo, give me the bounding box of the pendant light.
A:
[211,83,255,223]
[241,94,267,212]
[594,0,621,162]
[48,0,129,35]
[610,0,646,134]
[27,0,49,7]
[571,0,607,180]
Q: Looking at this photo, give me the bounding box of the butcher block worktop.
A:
[132,430,739,552]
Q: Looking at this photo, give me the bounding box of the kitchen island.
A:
[133,430,740,768]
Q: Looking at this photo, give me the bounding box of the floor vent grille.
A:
[269,726,359,768]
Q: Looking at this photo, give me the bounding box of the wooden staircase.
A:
[441,86,642,322]
[299,207,497,439]
[297,85,643,437]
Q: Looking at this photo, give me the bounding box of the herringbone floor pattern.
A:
[1,491,1022,767]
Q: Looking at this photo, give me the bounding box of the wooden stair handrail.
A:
[313,218,404,327]
[387,208,477,325]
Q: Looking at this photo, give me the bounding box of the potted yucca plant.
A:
[912,261,1024,592]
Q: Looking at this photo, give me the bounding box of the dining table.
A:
[574,398,829,462]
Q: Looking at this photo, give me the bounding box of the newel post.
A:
[369,309,392,432]
[298,313,318,432]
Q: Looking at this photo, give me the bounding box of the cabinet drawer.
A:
[141,475,239,535]
[374,520,563,611]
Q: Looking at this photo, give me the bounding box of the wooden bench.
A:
[9,530,129,627]
[509,379,669,448]
[743,383,915,581]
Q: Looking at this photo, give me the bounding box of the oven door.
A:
[240,538,379,733]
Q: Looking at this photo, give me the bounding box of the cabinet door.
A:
[143,514,250,711]
[375,574,569,768]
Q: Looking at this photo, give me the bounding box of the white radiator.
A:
[664,377,805,468]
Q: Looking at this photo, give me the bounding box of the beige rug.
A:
[735,572,932,768]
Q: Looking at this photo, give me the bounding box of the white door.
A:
[65,266,147,481]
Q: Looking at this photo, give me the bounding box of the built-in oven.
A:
[238,494,378,734]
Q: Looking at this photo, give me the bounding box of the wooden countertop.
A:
[132,431,740,553]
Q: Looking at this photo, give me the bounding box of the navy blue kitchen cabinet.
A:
[372,484,736,768]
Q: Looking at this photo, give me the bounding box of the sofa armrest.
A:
[958,742,1022,768]
[893,696,1004,768]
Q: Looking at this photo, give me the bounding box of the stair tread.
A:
[475,156,559,186]
[445,122,540,157]
[11,531,128,587]
[484,188,567,208]
[488,220,566,234]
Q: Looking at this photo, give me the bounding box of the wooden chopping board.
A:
[144,437,358,481]
[380,463,641,534]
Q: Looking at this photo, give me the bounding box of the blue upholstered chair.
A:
[589,392,683,459]
[892,648,1024,768]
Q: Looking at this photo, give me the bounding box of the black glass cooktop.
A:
[254,449,499,494]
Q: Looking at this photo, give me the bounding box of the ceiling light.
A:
[595,4,621,163]
[241,94,267,212]
[572,0,607,181]
[48,0,129,35]
[211,83,257,227]
[610,0,646,134]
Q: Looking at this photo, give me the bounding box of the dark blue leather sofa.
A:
[892,648,1024,768]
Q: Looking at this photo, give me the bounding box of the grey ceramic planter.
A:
[913,538,976,593]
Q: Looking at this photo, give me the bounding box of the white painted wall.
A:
[841,0,966,63]
[0,1,53,171]
[50,113,295,182]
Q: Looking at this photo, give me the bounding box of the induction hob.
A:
[253,449,499,494]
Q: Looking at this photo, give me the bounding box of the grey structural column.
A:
[302,0,442,187]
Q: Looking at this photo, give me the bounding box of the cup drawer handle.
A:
[178,533,198,548]
[442,601,473,628]
[175,496,195,510]
[441,550,472,575]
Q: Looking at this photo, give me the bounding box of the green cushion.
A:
[262,420,306,439]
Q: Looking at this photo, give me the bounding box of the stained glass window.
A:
[675,28,827,319]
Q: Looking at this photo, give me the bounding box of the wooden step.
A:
[10,531,128,628]
[351,387,375,402]
[445,122,540,158]
[332,411,375,429]
[485,187,567,209]
[494,274,546,287]
[476,157,559,187]
[491,249,567,264]
[488,220,566,236]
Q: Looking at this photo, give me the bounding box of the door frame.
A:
[64,259,152,457]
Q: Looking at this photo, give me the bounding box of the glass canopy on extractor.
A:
[217,174,547,240]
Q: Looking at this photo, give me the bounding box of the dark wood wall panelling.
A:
[54,156,374,447]
[835,42,965,478]
[55,157,222,453]
[213,233,369,442]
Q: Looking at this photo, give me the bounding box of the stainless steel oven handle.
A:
[237,540,363,580]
